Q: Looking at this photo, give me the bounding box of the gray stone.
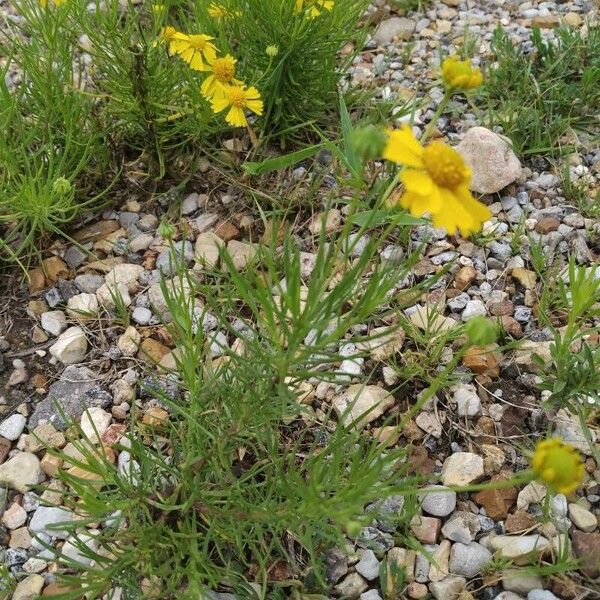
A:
[29,365,110,430]
[462,300,486,321]
[367,495,405,532]
[441,511,481,543]
[181,193,199,215]
[355,549,380,581]
[356,526,395,553]
[456,127,522,195]
[29,506,74,539]
[449,542,492,578]
[554,408,597,454]
[324,547,348,584]
[64,246,88,268]
[502,569,544,594]
[0,413,27,440]
[156,241,194,276]
[132,306,152,325]
[40,310,67,337]
[334,572,368,598]
[74,274,104,294]
[420,486,457,517]
[373,17,416,44]
[61,531,99,566]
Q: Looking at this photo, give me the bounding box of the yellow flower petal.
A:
[400,169,434,195]
[383,127,424,168]
[226,106,247,127]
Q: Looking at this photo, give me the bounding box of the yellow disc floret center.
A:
[422,141,468,189]
[228,87,246,108]
[213,58,235,82]
[189,35,207,50]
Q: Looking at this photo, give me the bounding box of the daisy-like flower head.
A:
[295,0,334,18]
[169,32,217,70]
[383,126,491,237]
[154,25,177,48]
[531,438,585,495]
[200,54,242,100]
[441,56,483,90]
[208,3,240,19]
[211,84,263,127]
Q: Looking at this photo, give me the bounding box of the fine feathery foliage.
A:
[47,217,429,599]
[483,24,600,156]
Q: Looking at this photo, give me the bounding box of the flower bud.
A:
[349,125,387,163]
[464,316,498,346]
[265,45,279,58]
[52,177,72,196]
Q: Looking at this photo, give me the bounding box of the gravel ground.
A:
[1,1,600,599]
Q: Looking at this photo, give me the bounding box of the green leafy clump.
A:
[483,25,600,156]
[48,220,426,599]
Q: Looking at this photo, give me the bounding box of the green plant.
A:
[48,215,429,599]
[191,0,371,138]
[561,164,600,219]
[483,25,600,156]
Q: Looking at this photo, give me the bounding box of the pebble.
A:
[448,542,492,578]
[49,326,88,364]
[0,452,42,491]
[355,549,380,581]
[441,453,484,486]
[2,502,27,529]
[441,512,481,543]
[567,503,597,532]
[420,486,457,517]
[40,310,68,336]
[12,574,44,600]
[0,413,27,440]
[453,384,481,417]
[332,385,394,428]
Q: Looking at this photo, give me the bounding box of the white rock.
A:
[12,574,44,600]
[129,233,154,252]
[528,590,560,600]
[420,485,457,517]
[117,326,141,356]
[568,503,597,532]
[194,232,224,268]
[0,413,27,440]
[373,17,416,43]
[502,569,544,594]
[80,407,112,444]
[40,310,67,336]
[96,282,132,309]
[554,408,597,454]
[49,326,88,364]
[491,535,551,565]
[0,452,43,491]
[428,575,466,600]
[22,557,48,573]
[61,531,100,566]
[67,293,99,319]
[453,384,481,417]
[441,452,484,486]
[461,299,486,321]
[415,412,443,438]
[105,263,144,292]
[1,502,27,529]
[441,511,481,543]
[456,127,522,195]
[517,481,546,509]
[332,385,395,428]
[227,240,257,271]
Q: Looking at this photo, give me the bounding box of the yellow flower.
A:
[169,32,217,71]
[295,0,334,18]
[200,54,241,100]
[154,25,177,48]
[207,3,240,19]
[39,0,66,7]
[211,84,263,127]
[531,438,585,495]
[441,56,483,90]
[383,126,491,237]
